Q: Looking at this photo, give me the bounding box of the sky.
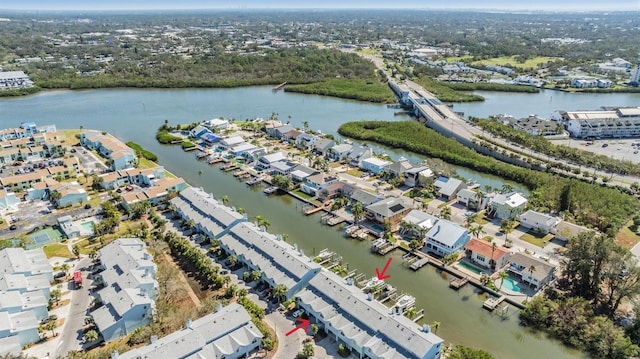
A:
[0,0,638,11]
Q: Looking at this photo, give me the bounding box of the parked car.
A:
[9,224,17,230]
[292,309,304,318]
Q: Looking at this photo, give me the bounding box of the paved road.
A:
[55,257,92,358]
[264,311,307,359]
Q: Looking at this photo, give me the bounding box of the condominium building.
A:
[565,107,640,139]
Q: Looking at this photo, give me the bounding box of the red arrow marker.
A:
[376,257,392,280]
[285,318,310,336]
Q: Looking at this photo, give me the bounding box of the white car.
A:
[292,309,304,318]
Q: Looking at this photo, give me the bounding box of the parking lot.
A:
[554,138,640,164]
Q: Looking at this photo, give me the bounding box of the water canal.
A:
[0,87,606,358]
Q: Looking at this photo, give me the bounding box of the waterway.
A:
[454,88,640,119]
[0,87,593,358]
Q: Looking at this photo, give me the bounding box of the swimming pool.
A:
[458,261,485,275]
[501,277,521,292]
[80,221,95,233]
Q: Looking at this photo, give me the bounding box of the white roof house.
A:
[118,303,262,359]
[219,136,245,148]
[403,210,439,231]
[424,219,470,256]
[0,248,53,282]
[257,152,287,170]
[519,210,561,234]
[489,192,528,220]
[433,176,465,200]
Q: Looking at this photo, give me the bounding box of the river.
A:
[0,87,597,358]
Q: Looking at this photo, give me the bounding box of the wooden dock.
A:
[377,243,398,255]
[326,215,346,226]
[410,258,429,271]
[483,295,507,311]
[220,164,238,171]
[208,156,225,165]
[449,276,469,290]
[246,177,263,186]
[272,81,288,91]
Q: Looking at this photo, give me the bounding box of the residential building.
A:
[519,210,561,234]
[218,136,245,150]
[50,181,88,208]
[0,190,20,210]
[565,107,640,139]
[80,131,137,170]
[0,122,56,142]
[0,248,53,282]
[290,164,318,183]
[631,65,640,86]
[361,157,392,174]
[488,192,528,220]
[170,187,246,239]
[433,176,466,200]
[296,271,443,359]
[312,137,335,155]
[203,118,230,131]
[365,197,413,225]
[256,152,287,171]
[0,71,33,90]
[295,133,317,150]
[571,77,612,88]
[92,238,157,343]
[508,253,556,290]
[266,124,294,139]
[118,303,262,359]
[347,144,372,167]
[0,291,48,321]
[404,166,433,187]
[0,311,39,347]
[328,144,353,161]
[189,125,210,139]
[269,160,297,176]
[401,210,439,239]
[282,129,302,144]
[424,219,470,257]
[508,116,563,136]
[300,173,338,196]
[464,238,511,270]
[385,157,414,178]
[218,222,321,300]
[120,177,187,210]
[349,189,383,207]
[0,336,21,357]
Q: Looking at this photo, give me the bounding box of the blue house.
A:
[424,219,470,257]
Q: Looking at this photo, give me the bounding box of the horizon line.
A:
[0,7,638,12]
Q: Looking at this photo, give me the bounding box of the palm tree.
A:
[251,270,262,282]
[469,225,484,239]
[221,195,229,206]
[527,265,537,287]
[490,241,497,269]
[473,189,485,210]
[351,202,364,223]
[44,320,57,338]
[72,245,80,259]
[405,307,417,319]
[237,288,249,298]
[84,329,99,343]
[497,271,509,290]
[228,255,238,268]
[61,263,70,278]
[271,284,288,302]
[431,321,441,334]
[501,183,514,194]
[500,220,514,246]
[440,206,451,220]
[465,213,477,228]
[303,120,309,131]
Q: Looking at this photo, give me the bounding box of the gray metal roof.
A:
[350,189,383,206]
[426,219,468,247]
[0,247,52,278]
[366,197,413,218]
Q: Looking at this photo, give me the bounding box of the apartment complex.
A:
[564,107,640,139]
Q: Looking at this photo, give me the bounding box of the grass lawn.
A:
[138,157,158,169]
[445,55,474,63]
[358,48,379,55]
[474,211,490,225]
[292,188,314,200]
[616,221,640,249]
[346,168,364,177]
[60,129,83,145]
[43,243,74,258]
[519,231,555,248]
[471,56,563,70]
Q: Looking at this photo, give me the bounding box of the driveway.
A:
[264,311,307,359]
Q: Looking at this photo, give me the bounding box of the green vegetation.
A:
[156,129,182,144]
[338,121,639,233]
[470,55,563,70]
[473,118,640,177]
[0,86,41,97]
[519,231,554,248]
[126,141,158,162]
[447,345,495,359]
[285,77,395,103]
[31,48,378,91]
[412,77,484,102]
[181,140,196,150]
[43,243,74,258]
[444,82,540,93]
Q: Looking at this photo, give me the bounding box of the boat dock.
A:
[376,242,398,255]
[246,176,264,186]
[272,81,288,91]
[410,258,429,271]
[208,156,226,165]
[483,295,507,311]
[344,224,360,236]
[233,169,248,177]
[220,163,238,171]
[449,276,469,290]
[195,151,209,160]
[326,215,346,226]
[263,186,279,195]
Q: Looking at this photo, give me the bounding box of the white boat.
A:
[395,295,416,311]
[362,277,384,291]
[263,186,278,195]
[371,237,386,249]
[345,224,360,235]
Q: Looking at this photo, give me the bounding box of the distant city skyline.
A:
[0,0,637,11]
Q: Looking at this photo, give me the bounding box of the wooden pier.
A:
[326,215,346,226]
[233,170,248,177]
[377,243,398,255]
[483,295,507,311]
[410,258,429,271]
[208,156,225,165]
[449,276,469,290]
[220,163,238,171]
[246,177,263,186]
[272,81,288,91]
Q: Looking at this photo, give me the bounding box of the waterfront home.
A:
[300,173,338,196]
[0,311,39,347]
[312,137,335,155]
[295,133,317,150]
[488,192,527,220]
[117,303,262,359]
[170,187,245,239]
[404,166,433,187]
[296,271,443,359]
[365,197,413,226]
[0,190,20,210]
[317,181,352,201]
[361,157,392,174]
[268,124,294,139]
[347,144,372,167]
[0,71,33,90]
[507,115,562,137]
[424,219,470,257]
[282,129,303,144]
[290,164,318,183]
[203,118,229,131]
[385,157,414,178]
[269,160,298,176]
[519,210,561,234]
[218,136,245,150]
[218,222,321,300]
[256,152,287,171]
[349,189,384,207]
[201,132,221,145]
[0,122,56,142]
[464,238,511,270]
[508,252,556,290]
[230,143,259,158]
[433,176,466,200]
[455,188,476,207]
[189,125,211,139]
[92,238,157,343]
[402,210,439,232]
[80,131,137,170]
[264,121,283,137]
[328,143,352,161]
